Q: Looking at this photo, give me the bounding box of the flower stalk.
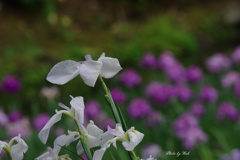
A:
[99,76,140,160]
[73,119,93,160]
[3,147,12,160]
[99,76,121,124]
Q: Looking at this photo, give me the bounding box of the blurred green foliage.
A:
[108,16,198,66]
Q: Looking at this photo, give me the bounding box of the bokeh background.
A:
[1,0,240,159]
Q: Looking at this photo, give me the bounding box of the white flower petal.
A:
[99,131,115,147]
[35,151,51,160]
[76,141,84,155]
[87,121,103,138]
[70,96,85,124]
[54,134,68,151]
[122,128,144,151]
[79,60,102,87]
[107,124,124,137]
[58,103,70,111]
[0,141,8,153]
[36,147,60,160]
[93,143,110,160]
[98,54,122,78]
[47,60,80,85]
[39,112,62,144]
[86,135,100,148]
[10,135,28,160]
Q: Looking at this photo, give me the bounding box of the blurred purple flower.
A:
[55,127,65,136]
[221,71,240,88]
[217,102,238,121]
[232,150,240,160]
[186,66,203,83]
[96,114,115,130]
[231,46,240,64]
[0,75,21,93]
[0,151,6,159]
[157,51,178,69]
[182,126,207,149]
[85,100,101,119]
[101,118,115,130]
[205,53,231,73]
[200,86,218,103]
[128,98,152,118]
[146,82,172,105]
[141,143,161,159]
[0,109,8,127]
[175,85,192,102]
[220,149,240,160]
[165,64,186,83]
[173,113,198,138]
[8,111,22,122]
[7,118,31,138]
[140,52,157,69]
[110,88,127,104]
[173,113,207,149]
[234,83,240,98]
[119,68,141,88]
[191,103,205,117]
[33,113,51,131]
[158,51,186,83]
[146,111,162,127]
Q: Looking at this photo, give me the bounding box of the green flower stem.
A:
[99,76,140,160]
[73,119,93,160]
[99,76,121,124]
[3,147,12,160]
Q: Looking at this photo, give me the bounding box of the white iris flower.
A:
[47,53,122,87]
[0,134,28,160]
[38,96,85,144]
[93,124,144,160]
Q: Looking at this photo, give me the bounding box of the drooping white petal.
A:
[39,112,63,144]
[99,131,115,147]
[93,143,110,160]
[122,128,144,151]
[93,137,118,160]
[87,121,103,138]
[47,60,80,85]
[98,53,122,78]
[10,135,28,160]
[79,60,102,87]
[70,96,85,124]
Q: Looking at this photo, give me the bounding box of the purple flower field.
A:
[1,1,240,159]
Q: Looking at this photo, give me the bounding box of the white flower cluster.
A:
[36,95,144,160]
[0,53,149,160]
